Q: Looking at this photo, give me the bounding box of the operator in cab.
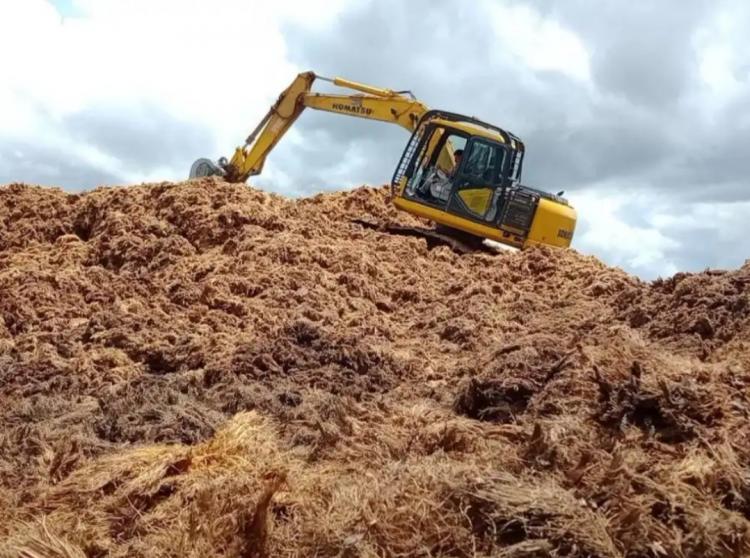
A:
[426,149,463,201]
[452,149,463,175]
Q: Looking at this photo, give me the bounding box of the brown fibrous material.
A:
[1,178,749,557]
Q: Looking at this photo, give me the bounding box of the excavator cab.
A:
[391,111,576,249]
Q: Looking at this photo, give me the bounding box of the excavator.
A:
[190,71,576,251]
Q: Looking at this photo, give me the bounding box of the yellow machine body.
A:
[391,112,576,248]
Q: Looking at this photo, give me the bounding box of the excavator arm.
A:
[191,71,430,183]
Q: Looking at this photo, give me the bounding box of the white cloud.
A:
[695,3,749,96]
[0,0,353,184]
[484,1,591,82]
[573,186,681,278]
[651,200,750,244]
[0,0,748,279]
[572,184,750,279]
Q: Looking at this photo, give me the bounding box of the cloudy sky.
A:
[1,0,748,279]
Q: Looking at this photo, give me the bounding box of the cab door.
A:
[395,124,466,208]
[446,137,507,223]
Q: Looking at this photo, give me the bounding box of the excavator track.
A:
[352,219,493,254]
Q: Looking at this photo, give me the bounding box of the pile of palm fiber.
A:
[1,178,748,557]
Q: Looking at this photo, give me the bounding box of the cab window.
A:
[457,139,505,186]
[437,134,467,174]
[404,126,467,205]
[449,138,508,222]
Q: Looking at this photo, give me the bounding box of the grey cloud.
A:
[269,0,533,192]
[541,1,709,108]
[64,103,215,170]
[276,0,702,194]
[1,102,215,191]
[287,0,497,106]
[660,217,750,275]
[256,115,406,196]
[521,110,673,190]
[0,140,122,192]
[4,0,748,277]
[571,191,750,279]
[277,0,750,199]
[679,101,750,201]
[267,0,750,275]
[670,235,739,273]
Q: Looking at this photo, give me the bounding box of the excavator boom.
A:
[192,71,429,183]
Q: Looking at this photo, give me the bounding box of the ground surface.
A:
[0,178,749,557]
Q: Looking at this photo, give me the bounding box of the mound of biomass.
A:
[0,177,749,557]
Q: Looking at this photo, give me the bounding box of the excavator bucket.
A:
[189,158,226,179]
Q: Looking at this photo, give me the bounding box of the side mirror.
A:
[556,190,565,196]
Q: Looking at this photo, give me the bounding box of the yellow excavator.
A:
[190,71,576,251]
